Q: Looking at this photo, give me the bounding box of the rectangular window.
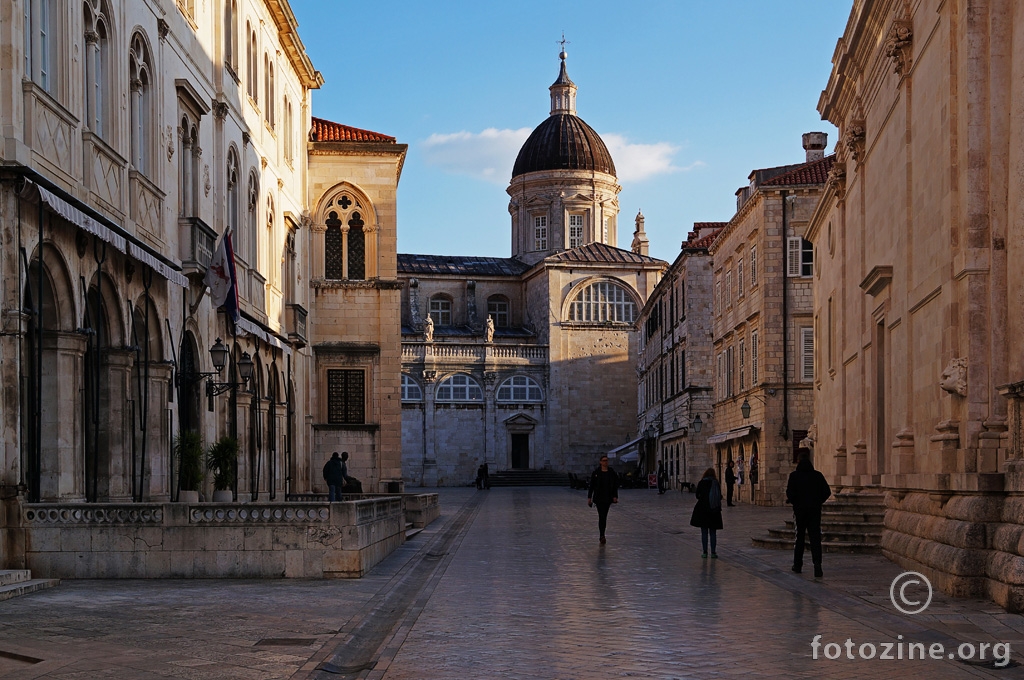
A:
[327,369,365,424]
[429,298,452,326]
[725,270,732,308]
[534,216,548,250]
[487,299,509,327]
[739,338,745,391]
[737,259,744,297]
[801,327,815,381]
[679,282,685,320]
[750,245,758,287]
[717,353,724,401]
[680,350,686,390]
[715,280,722,316]
[802,239,814,277]
[726,345,734,397]
[569,214,584,248]
[787,237,802,277]
[751,330,759,385]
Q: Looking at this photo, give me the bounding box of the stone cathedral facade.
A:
[399,53,666,486]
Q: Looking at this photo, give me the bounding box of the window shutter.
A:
[801,327,815,381]
[737,260,744,296]
[787,237,802,277]
[750,246,758,287]
[751,330,759,385]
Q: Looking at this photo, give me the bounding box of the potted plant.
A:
[206,435,238,502]
[173,430,205,503]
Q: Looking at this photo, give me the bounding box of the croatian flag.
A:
[203,232,240,323]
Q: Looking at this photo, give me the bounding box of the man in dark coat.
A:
[323,452,345,501]
[786,448,832,577]
[587,455,619,545]
[725,460,736,506]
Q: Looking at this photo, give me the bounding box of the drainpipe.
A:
[779,191,790,441]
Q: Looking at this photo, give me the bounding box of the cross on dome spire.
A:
[549,36,577,116]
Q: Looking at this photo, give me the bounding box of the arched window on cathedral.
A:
[265,195,276,286]
[401,374,423,402]
[324,211,343,280]
[246,172,259,265]
[129,32,151,174]
[567,280,638,323]
[429,295,452,327]
[496,375,543,403]
[435,374,482,402]
[83,0,111,138]
[487,295,510,328]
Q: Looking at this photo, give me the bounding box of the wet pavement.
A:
[1,487,1022,679]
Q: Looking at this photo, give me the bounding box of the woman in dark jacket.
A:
[690,467,723,558]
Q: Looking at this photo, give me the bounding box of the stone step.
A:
[488,471,567,487]
[0,570,32,587]
[767,528,882,542]
[820,510,885,523]
[783,520,883,533]
[750,536,882,554]
[829,492,886,506]
[0,578,59,602]
[405,527,424,539]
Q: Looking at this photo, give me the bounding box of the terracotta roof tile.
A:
[761,154,835,187]
[310,116,395,143]
[685,228,723,250]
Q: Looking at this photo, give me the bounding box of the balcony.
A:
[179,216,217,278]
[286,304,308,347]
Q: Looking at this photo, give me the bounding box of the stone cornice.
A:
[311,278,404,290]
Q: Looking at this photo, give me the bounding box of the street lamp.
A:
[691,414,703,433]
[741,398,752,419]
[672,417,679,431]
[205,338,254,397]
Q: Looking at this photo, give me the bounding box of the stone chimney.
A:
[802,132,828,162]
[631,210,649,256]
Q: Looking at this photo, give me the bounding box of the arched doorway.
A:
[83,285,110,502]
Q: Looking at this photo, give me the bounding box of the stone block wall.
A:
[13,497,405,579]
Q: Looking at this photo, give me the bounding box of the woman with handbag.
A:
[690,467,724,558]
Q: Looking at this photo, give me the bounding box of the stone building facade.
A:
[808,0,1024,611]
[0,0,405,572]
[399,53,665,486]
[635,224,719,489]
[708,136,832,505]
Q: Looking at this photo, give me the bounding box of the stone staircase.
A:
[751,491,885,554]
[487,469,568,487]
[0,570,59,602]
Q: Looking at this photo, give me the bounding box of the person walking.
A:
[657,462,668,495]
[323,452,345,501]
[690,467,723,558]
[725,460,736,506]
[587,455,619,545]
[786,448,832,577]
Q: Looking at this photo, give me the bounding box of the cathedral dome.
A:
[512,114,616,178]
[511,50,616,179]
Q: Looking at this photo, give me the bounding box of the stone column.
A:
[103,349,135,502]
[235,390,253,498]
[364,223,379,279]
[422,370,437,486]
[310,221,326,281]
[40,331,88,501]
[997,383,1024,491]
[483,371,497,466]
[146,363,173,501]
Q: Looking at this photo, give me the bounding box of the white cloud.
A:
[420,127,701,185]
[421,128,532,184]
[602,134,703,182]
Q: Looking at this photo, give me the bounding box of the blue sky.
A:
[291,1,853,263]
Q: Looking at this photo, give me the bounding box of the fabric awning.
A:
[607,436,643,457]
[237,316,290,354]
[127,242,188,288]
[706,424,761,445]
[36,184,126,253]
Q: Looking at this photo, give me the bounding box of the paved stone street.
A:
[2,488,1023,679]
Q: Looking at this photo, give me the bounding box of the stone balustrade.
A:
[15,497,407,579]
[402,342,547,364]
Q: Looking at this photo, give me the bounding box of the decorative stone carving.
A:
[940,357,967,396]
[165,125,175,161]
[485,317,495,343]
[826,160,847,200]
[423,316,434,343]
[844,122,866,164]
[307,525,342,547]
[203,164,211,196]
[422,370,437,383]
[212,100,229,120]
[483,371,498,385]
[884,10,914,77]
[157,18,169,40]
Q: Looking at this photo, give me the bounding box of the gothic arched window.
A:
[83,0,111,138]
[347,212,365,280]
[324,211,343,280]
[435,374,482,402]
[567,280,638,323]
[129,32,151,173]
[246,172,259,265]
[226,147,239,232]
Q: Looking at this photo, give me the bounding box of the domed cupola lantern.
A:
[508,43,621,264]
